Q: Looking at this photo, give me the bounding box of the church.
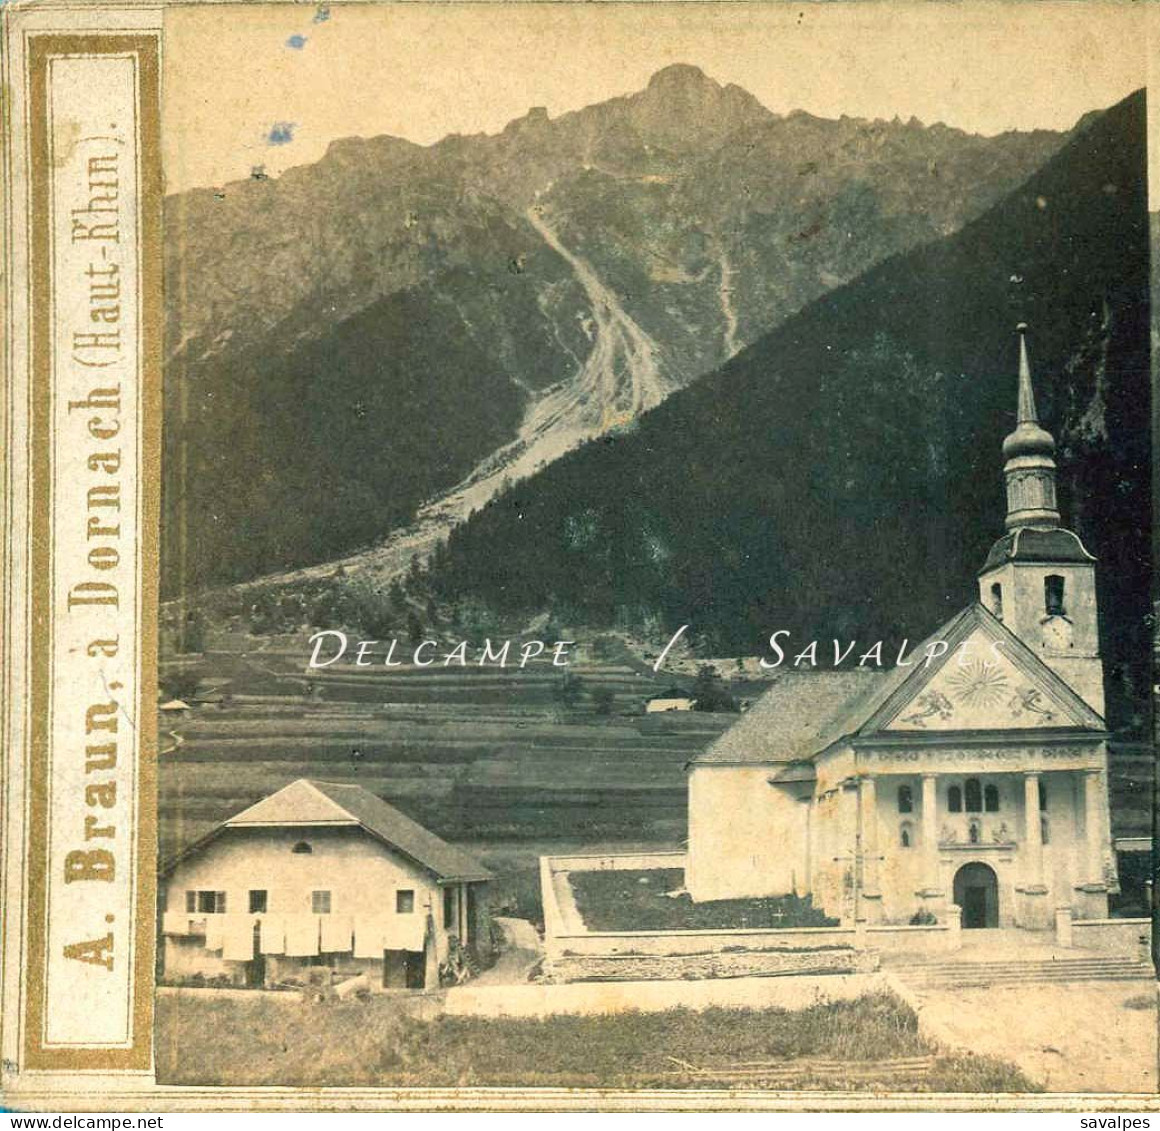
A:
[685,329,1116,930]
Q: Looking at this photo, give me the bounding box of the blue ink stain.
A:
[313,6,330,23]
[266,122,296,146]
[286,34,307,49]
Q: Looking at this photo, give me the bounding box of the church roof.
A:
[979,527,1096,574]
[692,669,886,765]
[691,603,1105,767]
[162,778,492,883]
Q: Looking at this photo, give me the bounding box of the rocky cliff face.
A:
[431,90,1150,731]
[164,64,1069,590]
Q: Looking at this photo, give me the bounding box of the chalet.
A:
[687,330,1118,932]
[160,779,492,989]
[646,688,697,713]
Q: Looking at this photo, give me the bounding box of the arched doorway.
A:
[953,862,999,929]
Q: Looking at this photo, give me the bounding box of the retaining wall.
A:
[1069,917,1150,955]
[445,972,892,1019]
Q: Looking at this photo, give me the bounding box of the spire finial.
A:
[1000,325,1060,530]
[1016,322,1038,424]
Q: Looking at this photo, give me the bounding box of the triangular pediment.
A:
[864,605,1104,735]
[225,779,359,827]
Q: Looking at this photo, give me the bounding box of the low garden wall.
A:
[542,853,872,981]
[1069,916,1150,955]
[551,925,858,959]
[544,850,688,874]
[540,854,966,982]
[866,916,961,954]
[549,944,872,983]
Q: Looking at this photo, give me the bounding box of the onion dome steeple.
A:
[1001,324,1061,531]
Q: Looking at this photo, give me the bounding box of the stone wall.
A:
[865,913,961,954]
[546,944,874,984]
[1069,916,1150,956]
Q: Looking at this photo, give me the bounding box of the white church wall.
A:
[873,775,925,921]
[686,766,807,901]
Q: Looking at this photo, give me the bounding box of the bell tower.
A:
[977,326,1104,715]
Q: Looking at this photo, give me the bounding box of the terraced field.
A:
[158,642,741,894]
[158,635,1152,916]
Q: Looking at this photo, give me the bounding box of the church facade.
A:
[686,330,1116,930]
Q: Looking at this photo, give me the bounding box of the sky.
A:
[162,1,1151,194]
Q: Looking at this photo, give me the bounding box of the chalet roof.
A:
[163,779,491,883]
[691,603,1105,767]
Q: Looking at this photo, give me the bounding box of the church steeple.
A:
[1001,324,1061,531]
[978,324,1103,714]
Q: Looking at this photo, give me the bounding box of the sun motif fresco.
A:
[945,656,1010,707]
[887,629,1075,730]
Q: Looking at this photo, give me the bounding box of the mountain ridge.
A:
[427,88,1151,731]
[162,65,1076,593]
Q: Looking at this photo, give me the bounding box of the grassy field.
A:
[154,990,1037,1091]
[157,639,744,861]
[570,868,840,931]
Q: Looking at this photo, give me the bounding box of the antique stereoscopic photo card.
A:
[1,0,1156,1113]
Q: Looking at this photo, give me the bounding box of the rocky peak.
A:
[646,62,719,93]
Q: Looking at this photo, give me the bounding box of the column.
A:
[1083,769,1107,887]
[1023,772,1044,888]
[860,776,882,921]
[799,797,813,895]
[861,776,880,892]
[920,774,940,896]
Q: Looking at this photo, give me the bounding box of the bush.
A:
[909,909,937,926]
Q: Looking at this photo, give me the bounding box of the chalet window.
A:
[396,889,415,914]
[1039,781,1048,811]
[964,778,983,814]
[984,784,1000,813]
[185,890,196,914]
[443,887,455,929]
[249,890,268,914]
[948,785,962,813]
[897,785,913,814]
[990,582,1003,619]
[194,890,225,914]
[311,890,331,915]
[292,841,313,854]
[1045,575,1066,616]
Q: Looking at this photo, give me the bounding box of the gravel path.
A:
[472,916,543,986]
[914,980,1156,1092]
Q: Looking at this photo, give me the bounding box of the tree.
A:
[591,687,616,716]
[692,665,735,713]
[553,671,584,708]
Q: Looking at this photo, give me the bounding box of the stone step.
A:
[910,968,1150,981]
[913,960,1147,974]
[906,962,1152,986]
[910,960,1147,973]
[911,976,1150,990]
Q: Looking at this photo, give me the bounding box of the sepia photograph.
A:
[1,0,1156,1113]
